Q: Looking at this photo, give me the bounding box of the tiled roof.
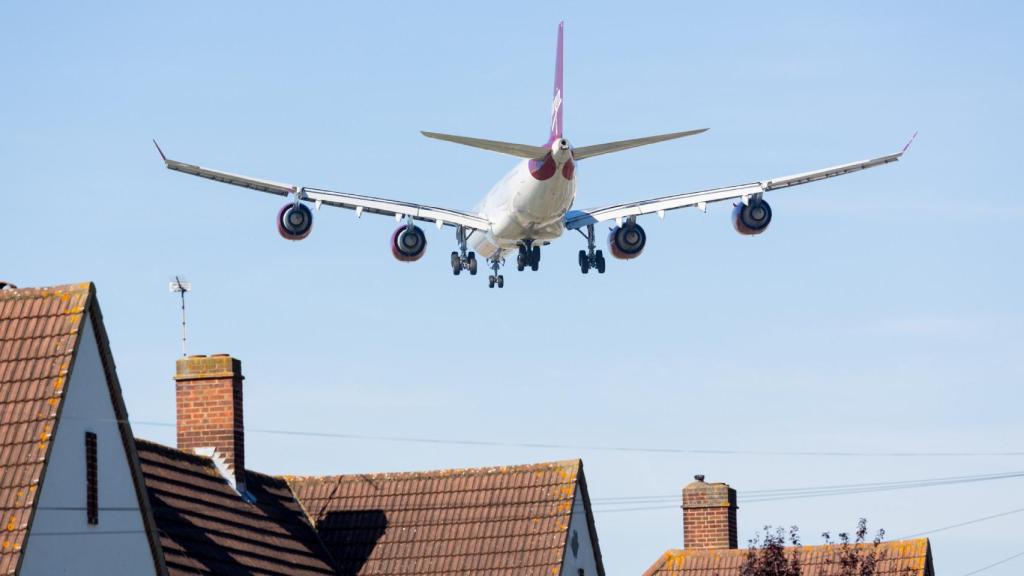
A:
[286,459,604,576]
[643,538,934,576]
[0,283,91,575]
[136,438,337,576]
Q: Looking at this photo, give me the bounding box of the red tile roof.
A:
[643,539,934,576]
[0,283,93,575]
[286,459,605,576]
[136,438,337,576]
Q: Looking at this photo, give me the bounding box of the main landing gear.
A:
[577,224,606,274]
[516,240,541,272]
[487,256,505,289]
[450,226,478,276]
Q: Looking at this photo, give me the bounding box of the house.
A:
[641,476,935,576]
[0,282,605,575]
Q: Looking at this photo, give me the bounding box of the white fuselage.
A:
[469,139,577,259]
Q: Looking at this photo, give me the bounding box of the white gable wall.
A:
[19,312,157,576]
[560,484,600,576]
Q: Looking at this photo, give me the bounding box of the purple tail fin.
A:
[549,21,564,141]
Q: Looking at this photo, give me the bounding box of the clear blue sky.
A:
[3,2,1023,574]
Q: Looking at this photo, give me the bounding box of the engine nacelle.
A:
[732,199,772,236]
[278,203,313,240]
[391,224,427,262]
[607,223,647,260]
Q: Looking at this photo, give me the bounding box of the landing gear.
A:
[516,240,541,271]
[487,255,505,289]
[451,226,478,276]
[577,224,606,274]
[451,251,477,276]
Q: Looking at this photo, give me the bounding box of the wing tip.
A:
[152,139,168,162]
[901,131,918,154]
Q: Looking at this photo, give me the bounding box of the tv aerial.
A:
[169,276,192,357]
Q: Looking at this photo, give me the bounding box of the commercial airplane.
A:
[156,22,912,288]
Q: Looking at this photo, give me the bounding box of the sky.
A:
[2,1,1023,574]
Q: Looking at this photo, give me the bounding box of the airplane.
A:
[155,22,913,289]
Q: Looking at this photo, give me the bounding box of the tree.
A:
[741,519,911,576]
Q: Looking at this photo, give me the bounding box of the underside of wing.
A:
[566,139,912,229]
[155,142,491,232]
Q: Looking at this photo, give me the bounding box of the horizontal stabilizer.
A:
[573,128,708,160]
[421,131,549,159]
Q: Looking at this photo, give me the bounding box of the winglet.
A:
[153,139,168,162]
[901,131,918,154]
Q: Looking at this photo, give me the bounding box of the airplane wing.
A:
[564,136,914,230]
[154,141,491,232]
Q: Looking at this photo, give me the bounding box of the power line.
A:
[116,420,1024,459]
[590,470,1024,508]
[896,506,1024,540]
[960,549,1024,576]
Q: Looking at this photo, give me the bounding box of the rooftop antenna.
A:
[169,276,192,357]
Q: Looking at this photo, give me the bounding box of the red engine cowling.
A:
[278,203,314,240]
[732,200,772,235]
[607,223,647,260]
[391,225,427,262]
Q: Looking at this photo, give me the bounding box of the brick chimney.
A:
[175,354,245,491]
[682,475,738,550]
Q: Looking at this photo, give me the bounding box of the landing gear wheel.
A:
[595,250,606,274]
[496,275,504,288]
[516,253,526,272]
[488,275,496,288]
[467,252,478,275]
[578,250,590,274]
[530,245,540,271]
[451,251,462,276]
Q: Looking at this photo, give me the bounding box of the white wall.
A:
[560,484,601,576]
[19,312,157,576]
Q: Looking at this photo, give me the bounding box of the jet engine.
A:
[732,199,772,236]
[607,223,647,260]
[278,203,313,240]
[391,224,428,262]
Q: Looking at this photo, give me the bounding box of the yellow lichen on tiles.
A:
[5,517,15,532]
[53,377,63,390]
[1,541,9,550]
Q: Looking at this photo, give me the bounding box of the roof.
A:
[135,438,337,576]
[643,539,934,576]
[0,283,89,574]
[0,282,165,575]
[286,459,605,576]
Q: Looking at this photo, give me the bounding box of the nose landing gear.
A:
[487,255,505,289]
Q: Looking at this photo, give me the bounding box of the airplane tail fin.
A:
[550,21,564,141]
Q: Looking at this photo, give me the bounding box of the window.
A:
[85,432,97,525]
